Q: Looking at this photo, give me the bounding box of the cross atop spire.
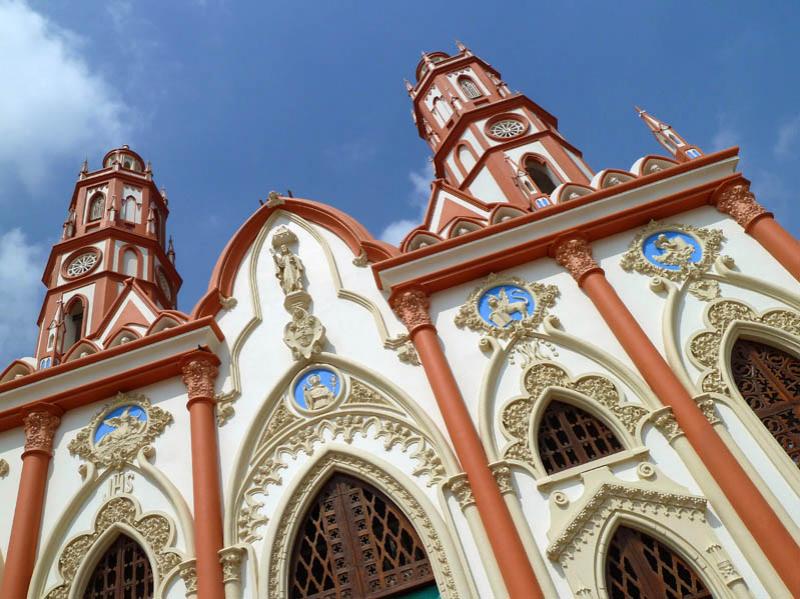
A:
[635,106,703,162]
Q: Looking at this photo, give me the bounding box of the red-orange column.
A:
[181,351,225,599]
[0,409,61,599]
[713,179,800,280]
[390,290,543,599]
[553,236,800,594]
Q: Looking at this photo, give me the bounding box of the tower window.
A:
[63,299,85,351]
[537,400,623,474]
[524,158,558,195]
[122,196,136,222]
[459,76,482,99]
[88,193,105,222]
[122,249,139,277]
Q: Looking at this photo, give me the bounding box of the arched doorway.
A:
[731,338,800,467]
[82,534,154,599]
[289,474,438,598]
[605,526,711,598]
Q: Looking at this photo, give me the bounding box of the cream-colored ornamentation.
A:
[397,339,421,365]
[552,491,569,506]
[271,225,305,294]
[267,453,460,599]
[178,560,198,596]
[688,299,800,393]
[257,403,302,447]
[266,190,284,208]
[283,306,326,360]
[500,362,647,466]
[490,462,514,495]
[239,413,445,542]
[446,473,475,510]
[218,292,237,310]
[694,395,721,425]
[650,407,684,441]
[345,379,393,407]
[637,462,656,480]
[0,459,8,478]
[508,337,558,368]
[352,249,369,267]
[215,390,238,426]
[706,544,741,582]
[219,547,244,583]
[68,393,172,470]
[44,496,182,599]
[24,411,61,454]
[454,273,558,339]
[620,221,724,300]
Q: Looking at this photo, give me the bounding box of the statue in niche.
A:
[653,234,695,266]
[487,288,529,328]
[283,306,326,360]
[302,373,337,410]
[272,243,305,294]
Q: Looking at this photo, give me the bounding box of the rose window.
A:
[489,118,526,138]
[67,252,99,277]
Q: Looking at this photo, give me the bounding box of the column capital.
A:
[23,410,61,455]
[180,350,220,401]
[390,288,433,335]
[552,235,603,285]
[712,179,770,231]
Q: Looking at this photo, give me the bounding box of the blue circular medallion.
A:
[642,230,702,271]
[293,368,341,411]
[94,404,147,445]
[478,285,533,328]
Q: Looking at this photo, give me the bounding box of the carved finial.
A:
[455,39,467,52]
[79,158,89,179]
[167,236,176,263]
[552,236,602,285]
[404,78,414,94]
[160,188,168,205]
[266,190,284,208]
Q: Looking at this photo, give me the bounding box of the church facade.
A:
[0,43,799,598]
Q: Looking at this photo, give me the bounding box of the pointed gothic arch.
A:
[288,472,437,598]
[88,193,105,222]
[520,154,560,195]
[262,449,467,598]
[729,336,800,468]
[80,532,155,599]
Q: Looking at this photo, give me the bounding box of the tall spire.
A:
[635,106,702,162]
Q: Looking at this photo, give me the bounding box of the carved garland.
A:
[687,299,800,394]
[267,453,459,599]
[500,362,648,467]
[44,496,182,599]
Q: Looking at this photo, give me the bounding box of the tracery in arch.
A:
[82,533,154,599]
[289,473,437,599]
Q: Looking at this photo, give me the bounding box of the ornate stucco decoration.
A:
[552,236,602,284]
[44,496,182,599]
[712,180,769,230]
[283,306,326,360]
[219,546,245,584]
[454,273,558,339]
[0,459,8,478]
[688,299,800,394]
[68,393,173,470]
[390,288,432,334]
[236,374,448,543]
[620,221,724,300]
[444,473,475,510]
[266,452,461,599]
[24,410,61,454]
[500,362,647,467]
[178,559,198,597]
[649,407,685,442]
[271,225,305,295]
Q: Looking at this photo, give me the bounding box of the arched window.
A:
[537,400,623,474]
[121,196,136,222]
[63,299,85,351]
[458,76,482,99]
[122,249,138,277]
[731,338,800,467]
[605,526,711,598]
[457,144,477,173]
[290,474,436,599]
[88,193,105,222]
[82,534,154,599]
[524,158,558,195]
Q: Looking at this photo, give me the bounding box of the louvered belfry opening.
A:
[82,534,154,599]
[605,526,712,599]
[731,338,800,467]
[536,400,624,474]
[289,473,437,599]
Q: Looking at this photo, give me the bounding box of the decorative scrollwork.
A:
[620,221,724,300]
[68,393,172,470]
[454,273,558,339]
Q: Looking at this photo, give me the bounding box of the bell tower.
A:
[35,146,181,368]
[408,42,594,209]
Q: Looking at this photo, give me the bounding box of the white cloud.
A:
[0,0,128,192]
[379,162,434,245]
[774,114,800,158]
[0,229,44,365]
[710,123,740,152]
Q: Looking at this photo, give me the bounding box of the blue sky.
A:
[1,0,799,366]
